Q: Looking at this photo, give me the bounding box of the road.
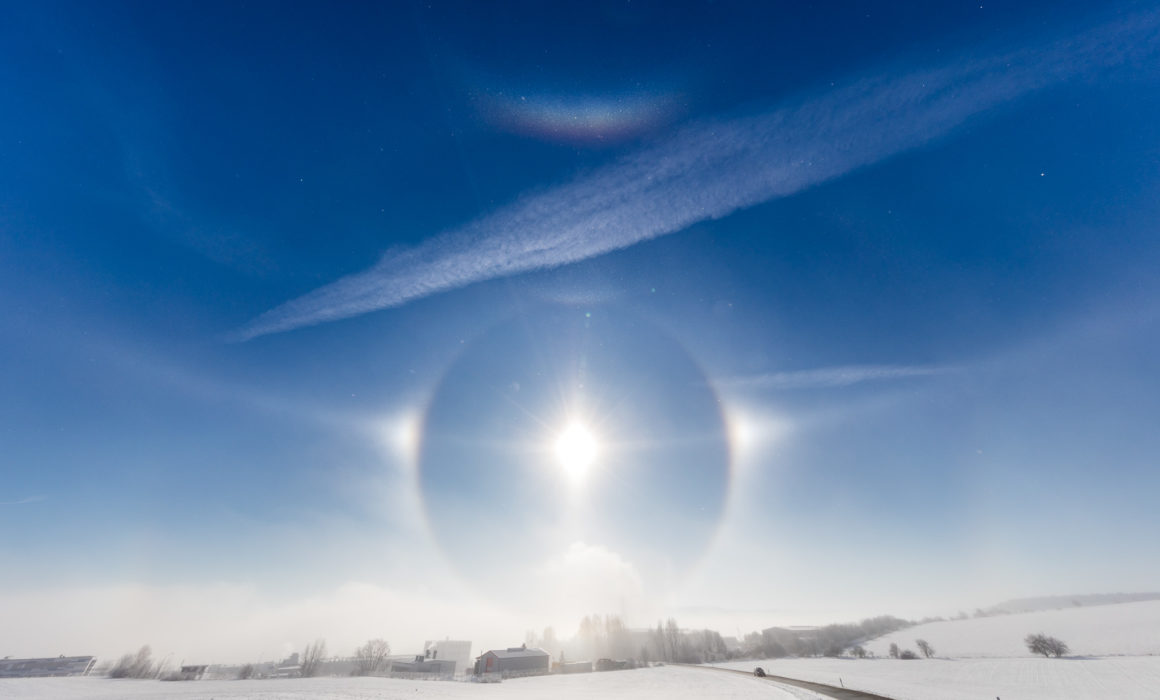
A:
[680,663,897,700]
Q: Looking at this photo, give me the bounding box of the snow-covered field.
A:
[716,656,1160,700]
[7,603,1158,699]
[0,665,824,700]
[712,600,1160,700]
[867,599,1160,658]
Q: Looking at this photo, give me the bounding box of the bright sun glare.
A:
[554,422,600,479]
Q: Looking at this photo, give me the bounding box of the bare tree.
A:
[301,638,327,677]
[607,616,635,660]
[851,645,867,659]
[664,618,687,663]
[1025,633,1069,658]
[888,642,900,659]
[108,645,155,679]
[354,638,390,676]
[541,626,559,657]
[237,663,255,680]
[916,639,934,658]
[1048,637,1070,657]
[650,622,667,662]
[577,615,603,661]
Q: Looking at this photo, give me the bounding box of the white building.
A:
[423,639,472,676]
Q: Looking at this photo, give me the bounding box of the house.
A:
[176,665,208,680]
[0,656,96,678]
[472,645,549,677]
[270,664,301,678]
[387,655,455,676]
[595,658,633,672]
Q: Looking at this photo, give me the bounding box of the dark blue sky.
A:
[3,0,1160,661]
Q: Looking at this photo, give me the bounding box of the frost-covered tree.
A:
[664,618,683,662]
[108,645,155,679]
[354,638,390,675]
[916,639,934,658]
[301,638,327,677]
[1025,633,1069,658]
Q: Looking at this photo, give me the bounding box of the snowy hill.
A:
[867,599,1160,658]
[711,599,1160,700]
[985,592,1160,615]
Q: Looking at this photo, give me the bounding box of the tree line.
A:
[525,615,732,665]
[744,615,912,658]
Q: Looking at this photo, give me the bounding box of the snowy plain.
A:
[713,600,1160,700]
[7,603,1160,699]
[716,656,1160,700]
[0,665,825,700]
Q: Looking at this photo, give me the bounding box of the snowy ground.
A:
[8,603,1158,699]
[713,601,1160,700]
[0,665,826,700]
[865,599,1160,658]
[715,656,1160,700]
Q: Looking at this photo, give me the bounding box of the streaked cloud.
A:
[719,364,956,391]
[0,496,44,506]
[237,10,1160,341]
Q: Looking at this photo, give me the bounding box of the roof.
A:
[484,647,549,659]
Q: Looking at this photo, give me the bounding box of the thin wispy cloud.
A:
[1,496,44,506]
[237,11,1160,340]
[718,364,956,391]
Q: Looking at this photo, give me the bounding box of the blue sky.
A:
[3,0,1160,662]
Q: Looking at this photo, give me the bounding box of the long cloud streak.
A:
[0,496,44,506]
[718,364,955,391]
[238,11,1160,340]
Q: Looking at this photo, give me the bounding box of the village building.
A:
[472,645,549,677]
[0,656,96,678]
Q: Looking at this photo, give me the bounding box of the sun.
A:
[553,422,600,479]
